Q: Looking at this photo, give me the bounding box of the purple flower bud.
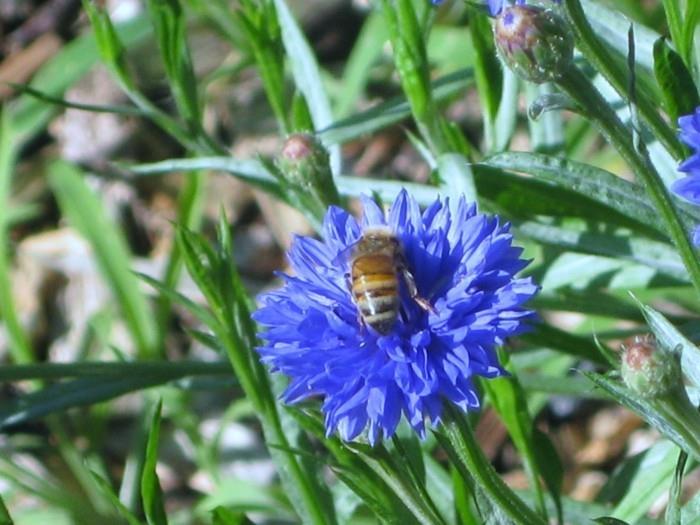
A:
[494,4,573,83]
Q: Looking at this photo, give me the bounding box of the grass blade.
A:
[142,400,168,525]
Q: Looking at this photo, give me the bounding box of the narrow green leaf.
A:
[9,83,145,116]
[10,14,150,145]
[272,0,339,172]
[481,362,561,519]
[319,69,473,146]
[515,220,686,282]
[138,272,218,329]
[336,11,387,117]
[82,0,137,91]
[592,519,630,525]
[0,108,33,364]
[0,494,13,525]
[482,152,669,236]
[437,406,547,525]
[661,0,685,63]
[653,37,700,123]
[437,153,476,203]
[142,400,168,525]
[665,451,687,525]
[89,470,144,525]
[584,372,700,460]
[48,161,159,358]
[469,7,502,132]
[145,0,201,129]
[493,69,519,153]
[347,443,448,525]
[0,360,230,382]
[211,507,254,525]
[289,407,416,524]
[0,364,231,428]
[683,3,700,75]
[610,441,680,522]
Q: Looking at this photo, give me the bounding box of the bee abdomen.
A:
[353,274,399,334]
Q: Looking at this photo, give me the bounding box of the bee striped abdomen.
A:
[351,254,399,334]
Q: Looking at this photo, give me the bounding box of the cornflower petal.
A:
[673,106,700,245]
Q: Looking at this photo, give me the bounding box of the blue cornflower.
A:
[254,190,538,444]
[672,107,700,245]
[431,0,558,16]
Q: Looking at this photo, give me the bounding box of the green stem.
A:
[214,309,333,525]
[562,0,685,161]
[155,171,206,353]
[354,444,448,525]
[556,66,700,296]
[437,407,547,525]
[390,436,448,525]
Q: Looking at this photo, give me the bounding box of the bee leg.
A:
[399,262,435,313]
[345,271,366,331]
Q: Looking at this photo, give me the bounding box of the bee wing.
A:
[331,237,361,269]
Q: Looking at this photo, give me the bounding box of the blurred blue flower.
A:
[254,190,538,443]
[672,107,700,244]
[431,0,559,16]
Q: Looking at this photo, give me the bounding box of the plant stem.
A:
[562,0,685,161]
[438,406,548,525]
[556,66,700,297]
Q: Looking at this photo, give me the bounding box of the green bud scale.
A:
[277,133,340,207]
[493,5,574,83]
[620,335,682,399]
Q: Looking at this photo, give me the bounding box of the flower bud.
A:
[493,5,573,83]
[620,335,682,399]
[277,133,339,206]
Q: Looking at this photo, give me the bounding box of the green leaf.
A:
[211,507,254,525]
[437,406,547,525]
[346,442,447,525]
[482,360,553,521]
[638,302,700,392]
[319,68,473,146]
[469,6,502,135]
[584,372,700,460]
[665,451,687,525]
[0,362,231,428]
[48,161,159,358]
[0,493,13,525]
[145,0,202,130]
[609,441,680,522]
[289,408,417,525]
[493,69,519,153]
[81,0,137,92]
[89,470,144,525]
[437,153,476,203]
[141,400,168,525]
[335,11,388,117]
[660,0,685,64]
[9,14,150,145]
[592,519,631,525]
[482,152,670,236]
[0,108,33,364]
[272,0,339,171]
[653,37,700,123]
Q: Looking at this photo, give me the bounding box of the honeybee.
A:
[348,227,433,335]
